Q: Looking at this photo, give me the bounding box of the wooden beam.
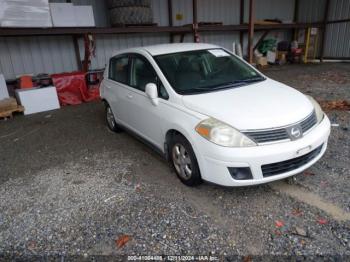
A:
[196,22,323,32]
[293,0,300,40]
[293,0,299,22]
[253,30,270,51]
[320,0,330,62]
[239,0,244,49]
[0,26,192,37]
[82,34,90,72]
[327,18,350,24]
[192,0,199,42]
[72,36,82,71]
[0,23,325,37]
[248,0,255,63]
[168,0,174,43]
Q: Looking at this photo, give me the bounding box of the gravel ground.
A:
[263,63,350,212]
[0,63,349,259]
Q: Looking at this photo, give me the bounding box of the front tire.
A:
[105,103,123,133]
[169,135,202,187]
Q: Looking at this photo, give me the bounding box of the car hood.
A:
[182,79,314,130]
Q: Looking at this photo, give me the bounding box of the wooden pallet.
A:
[0,105,24,119]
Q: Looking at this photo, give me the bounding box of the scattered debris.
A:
[135,183,141,192]
[243,256,252,262]
[291,208,303,217]
[27,240,36,251]
[292,226,308,237]
[275,220,285,228]
[115,235,131,249]
[317,218,328,225]
[104,194,118,203]
[331,123,339,127]
[303,171,315,176]
[318,100,350,111]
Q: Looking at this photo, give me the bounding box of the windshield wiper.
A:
[235,76,265,83]
[179,77,265,95]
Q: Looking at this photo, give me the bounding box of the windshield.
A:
[154,48,265,95]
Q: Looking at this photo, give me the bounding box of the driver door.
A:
[122,54,167,149]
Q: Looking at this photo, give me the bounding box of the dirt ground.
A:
[0,62,349,260]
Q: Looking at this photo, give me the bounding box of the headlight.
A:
[195,118,256,147]
[306,95,324,124]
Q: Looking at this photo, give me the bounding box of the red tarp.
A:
[51,72,100,106]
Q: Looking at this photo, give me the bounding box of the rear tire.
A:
[169,134,202,187]
[109,6,153,25]
[105,103,123,133]
[107,0,151,8]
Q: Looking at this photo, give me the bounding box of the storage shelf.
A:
[0,26,192,36]
[0,23,324,37]
[198,22,324,32]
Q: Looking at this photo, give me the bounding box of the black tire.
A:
[169,134,202,187]
[109,6,153,25]
[107,0,151,8]
[105,103,123,133]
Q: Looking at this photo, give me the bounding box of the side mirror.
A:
[145,83,159,106]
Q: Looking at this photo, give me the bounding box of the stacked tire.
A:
[107,0,153,26]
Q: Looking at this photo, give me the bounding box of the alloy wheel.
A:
[172,143,192,180]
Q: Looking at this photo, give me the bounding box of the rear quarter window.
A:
[109,56,129,84]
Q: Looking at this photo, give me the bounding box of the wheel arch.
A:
[164,128,197,161]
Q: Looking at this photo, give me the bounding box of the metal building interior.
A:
[1,0,349,79]
[0,0,350,259]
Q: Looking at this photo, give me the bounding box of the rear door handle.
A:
[127,94,133,99]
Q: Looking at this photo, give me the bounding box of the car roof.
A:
[112,43,220,57]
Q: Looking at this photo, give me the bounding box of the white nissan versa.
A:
[100,43,331,187]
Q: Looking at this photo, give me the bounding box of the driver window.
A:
[130,56,157,92]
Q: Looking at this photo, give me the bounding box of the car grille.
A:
[261,144,323,177]
[243,111,317,144]
[300,111,317,133]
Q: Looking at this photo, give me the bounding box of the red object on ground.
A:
[51,72,100,106]
[275,220,285,228]
[317,218,328,225]
[20,75,34,89]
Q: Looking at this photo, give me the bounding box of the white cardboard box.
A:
[15,86,60,115]
[74,6,95,27]
[50,3,75,27]
[1,0,52,28]
[0,74,9,100]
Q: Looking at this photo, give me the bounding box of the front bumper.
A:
[193,115,331,186]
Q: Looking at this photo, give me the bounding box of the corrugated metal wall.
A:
[297,0,326,23]
[323,0,350,58]
[0,36,77,79]
[1,0,350,79]
[297,0,350,58]
[244,0,295,22]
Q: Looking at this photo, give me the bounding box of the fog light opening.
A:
[228,167,253,180]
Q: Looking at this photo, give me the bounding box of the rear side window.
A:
[109,56,129,84]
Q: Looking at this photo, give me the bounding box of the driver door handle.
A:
[127,94,133,99]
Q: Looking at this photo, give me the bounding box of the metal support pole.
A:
[72,36,82,71]
[293,0,299,40]
[239,0,244,49]
[168,0,174,43]
[248,0,255,63]
[192,0,199,43]
[320,0,330,62]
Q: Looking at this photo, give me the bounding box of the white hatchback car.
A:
[100,43,330,187]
